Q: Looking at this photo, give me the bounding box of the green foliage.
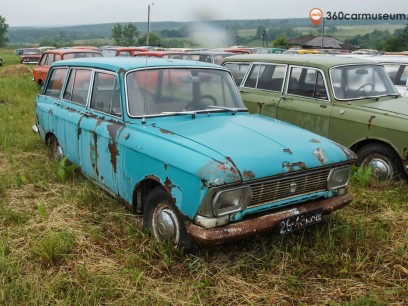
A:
[352,165,373,187]
[266,26,302,42]
[345,29,393,50]
[111,23,140,46]
[138,32,163,47]
[0,15,8,47]
[381,23,408,51]
[57,157,78,182]
[111,23,123,45]
[31,231,75,267]
[272,34,289,48]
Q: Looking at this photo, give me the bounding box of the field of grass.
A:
[0,48,407,305]
[296,24,405,41]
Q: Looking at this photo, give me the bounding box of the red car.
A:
[101,47,148,57]
[33,48,102,86]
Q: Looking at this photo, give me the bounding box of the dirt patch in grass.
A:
[0,64,33,77]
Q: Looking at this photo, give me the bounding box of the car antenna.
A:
[142,54,148,125]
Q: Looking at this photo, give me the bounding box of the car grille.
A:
[248,168,331,208]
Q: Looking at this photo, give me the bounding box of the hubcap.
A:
[56,146,64,160]
[366,156,393,179]
[152,204,180,245]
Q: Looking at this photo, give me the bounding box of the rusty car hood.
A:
[142,113,355,182]
[359,97,408,117]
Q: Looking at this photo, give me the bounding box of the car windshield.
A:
[126,68,246,116]
[23,49,41,55]
[330,65,399,100]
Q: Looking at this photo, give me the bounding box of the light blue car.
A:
[33,57,356,250]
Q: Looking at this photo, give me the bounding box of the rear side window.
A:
[287,67,328,100]
[257,64,286,91]
[44,68,67,98]
[63,69,92,106]
[223,62,250,86]
[90,72,121,116]
[244,64,286,92]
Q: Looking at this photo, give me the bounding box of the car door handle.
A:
[320,104,327,108]
[281,96,293,101]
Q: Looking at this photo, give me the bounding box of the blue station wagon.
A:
[33,57,356,250]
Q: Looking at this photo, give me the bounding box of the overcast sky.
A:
[2,0,407,27]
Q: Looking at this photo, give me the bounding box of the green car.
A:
[222,54,408,180]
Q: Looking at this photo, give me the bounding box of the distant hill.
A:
[7,18,407,45]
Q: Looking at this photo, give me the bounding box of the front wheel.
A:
[143,186,196,251]
[357,143,405,180]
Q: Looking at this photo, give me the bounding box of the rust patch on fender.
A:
[282,161,307,172]
[368,115,376,130]
[164,177,173,192]
[283,148,293,155]
[242,170,255,180]
[314,148,327,165]
[310,138,320,143]
[257,102,264,114]
[159,128,175,135]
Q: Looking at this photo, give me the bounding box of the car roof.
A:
[344,55,408,64]
[51,57,225,72]
[222,54,377,68]
[45,48,102,55]
[103,47,149,51]
[188,51,235,55]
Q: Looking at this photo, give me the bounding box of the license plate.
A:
[279,209,322,234]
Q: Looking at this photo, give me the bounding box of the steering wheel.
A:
[356,83,374,92]
[185,95,217,111]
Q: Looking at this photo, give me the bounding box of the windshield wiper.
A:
[161,111,197,118]
[205,105,238,115]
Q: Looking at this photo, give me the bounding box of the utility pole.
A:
[321,17,325,49]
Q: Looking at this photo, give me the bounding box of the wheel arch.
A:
[350,138,400,160]
[132,177,166,215]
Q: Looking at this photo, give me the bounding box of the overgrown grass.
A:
[0,52,407,305]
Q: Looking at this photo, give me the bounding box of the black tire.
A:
[49,134,64,161]
[143,186,196,252]
[357,143,406,180]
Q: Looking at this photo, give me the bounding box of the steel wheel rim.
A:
[151,203,180,245]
